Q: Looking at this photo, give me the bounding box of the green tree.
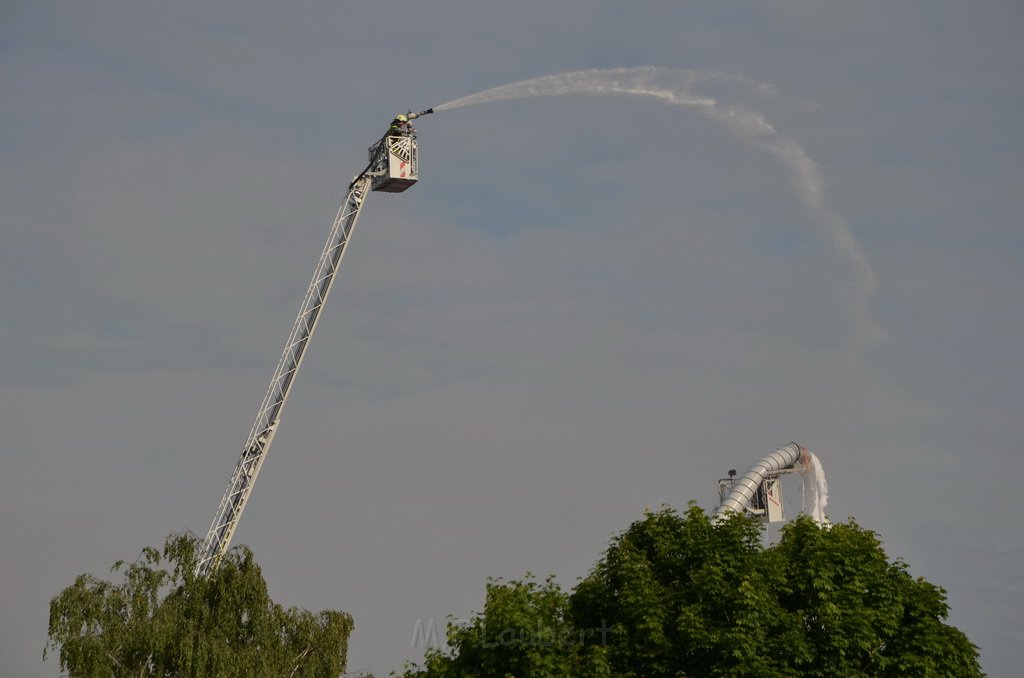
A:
[571,505,796,677]
[770,515,983,677]
[405,505,983,677]
[407,576,610,678]
[46,533,353,678]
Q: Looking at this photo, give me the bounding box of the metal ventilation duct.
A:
[714,443,808,520]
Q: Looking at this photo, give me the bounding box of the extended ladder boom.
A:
[196,109,433,576]
[196,174,372,575]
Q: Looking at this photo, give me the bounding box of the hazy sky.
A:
[2,2,1021,675]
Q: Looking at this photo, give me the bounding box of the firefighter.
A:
[388,114,410,136]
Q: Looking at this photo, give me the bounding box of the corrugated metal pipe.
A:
[714,442,808,520]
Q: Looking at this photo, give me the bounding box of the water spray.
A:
[801,450,830,524]
[431,67,884,350]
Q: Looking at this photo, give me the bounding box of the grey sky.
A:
[2,2,1021,675]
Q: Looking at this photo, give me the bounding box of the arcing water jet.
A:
[433,67,884,350]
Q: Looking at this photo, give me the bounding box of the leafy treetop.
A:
[405,505,983,678]
[46,533,353,678]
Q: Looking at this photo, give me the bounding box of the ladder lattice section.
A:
[196,175,372,575]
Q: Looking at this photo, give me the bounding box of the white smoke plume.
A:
[436,67,884,350]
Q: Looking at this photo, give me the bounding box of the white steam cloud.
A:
[437,67,884,349]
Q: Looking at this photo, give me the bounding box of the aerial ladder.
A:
[195,109,434,576]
